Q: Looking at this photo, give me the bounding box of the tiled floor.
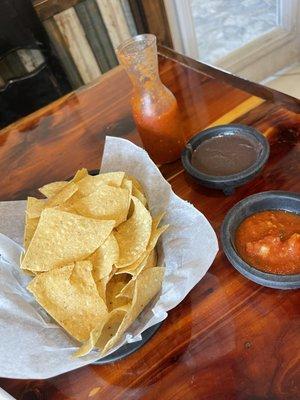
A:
[262,63,300,99]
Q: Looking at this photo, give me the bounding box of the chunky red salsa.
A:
[235,210,300,275]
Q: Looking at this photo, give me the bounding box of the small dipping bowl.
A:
[221,191,300,289]
[181,124,270,195]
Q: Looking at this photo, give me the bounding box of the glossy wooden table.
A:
[0,47,299,400]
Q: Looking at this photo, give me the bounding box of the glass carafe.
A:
[116,34,186,164]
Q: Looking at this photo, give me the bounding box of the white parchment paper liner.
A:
[0,136,218,379]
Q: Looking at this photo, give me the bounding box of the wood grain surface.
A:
[0,47,299,400]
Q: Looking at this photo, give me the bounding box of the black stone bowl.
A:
[181,124,270,195]
[221,191,300,289]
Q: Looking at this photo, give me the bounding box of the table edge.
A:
[158,45,300,113]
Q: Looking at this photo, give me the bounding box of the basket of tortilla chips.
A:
[0,136,218,379]
[22,168,167,357]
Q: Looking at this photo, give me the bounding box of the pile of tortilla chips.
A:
[20,169,168,357]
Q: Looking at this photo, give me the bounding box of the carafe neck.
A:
[116,34,163,94]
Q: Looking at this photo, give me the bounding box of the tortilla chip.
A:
[132,186,147,206]
[38,169,88,199]
[75,307,129,357]
[26,197,46,219]
[102,267,164,354]
[126,175,144,194]
[19,252,35,276]
[153,212,166,229]
[134,226,167,272]
[73,185,130,226]
[145,248,157,269]
[96,307,129,350]
[27,261,108,342]
[95,276,110,301]
[76,172,125,197]
[115,196,152,268]
[109,265,117,279]
[39,181,67,198]
[116,247,158,278]
[133,248,158,277]
[116,279,135,299]
[106,274,131,311]
[121,178,133,194]
[72,168,89,182]
[24,216,39,250]
[115,255,146,275]
[90,233,119,281]
[46,182,78,208]
[97,172,125,187]
[115,219,167,274]
[73,316,108,358]
[21,209,114,272]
